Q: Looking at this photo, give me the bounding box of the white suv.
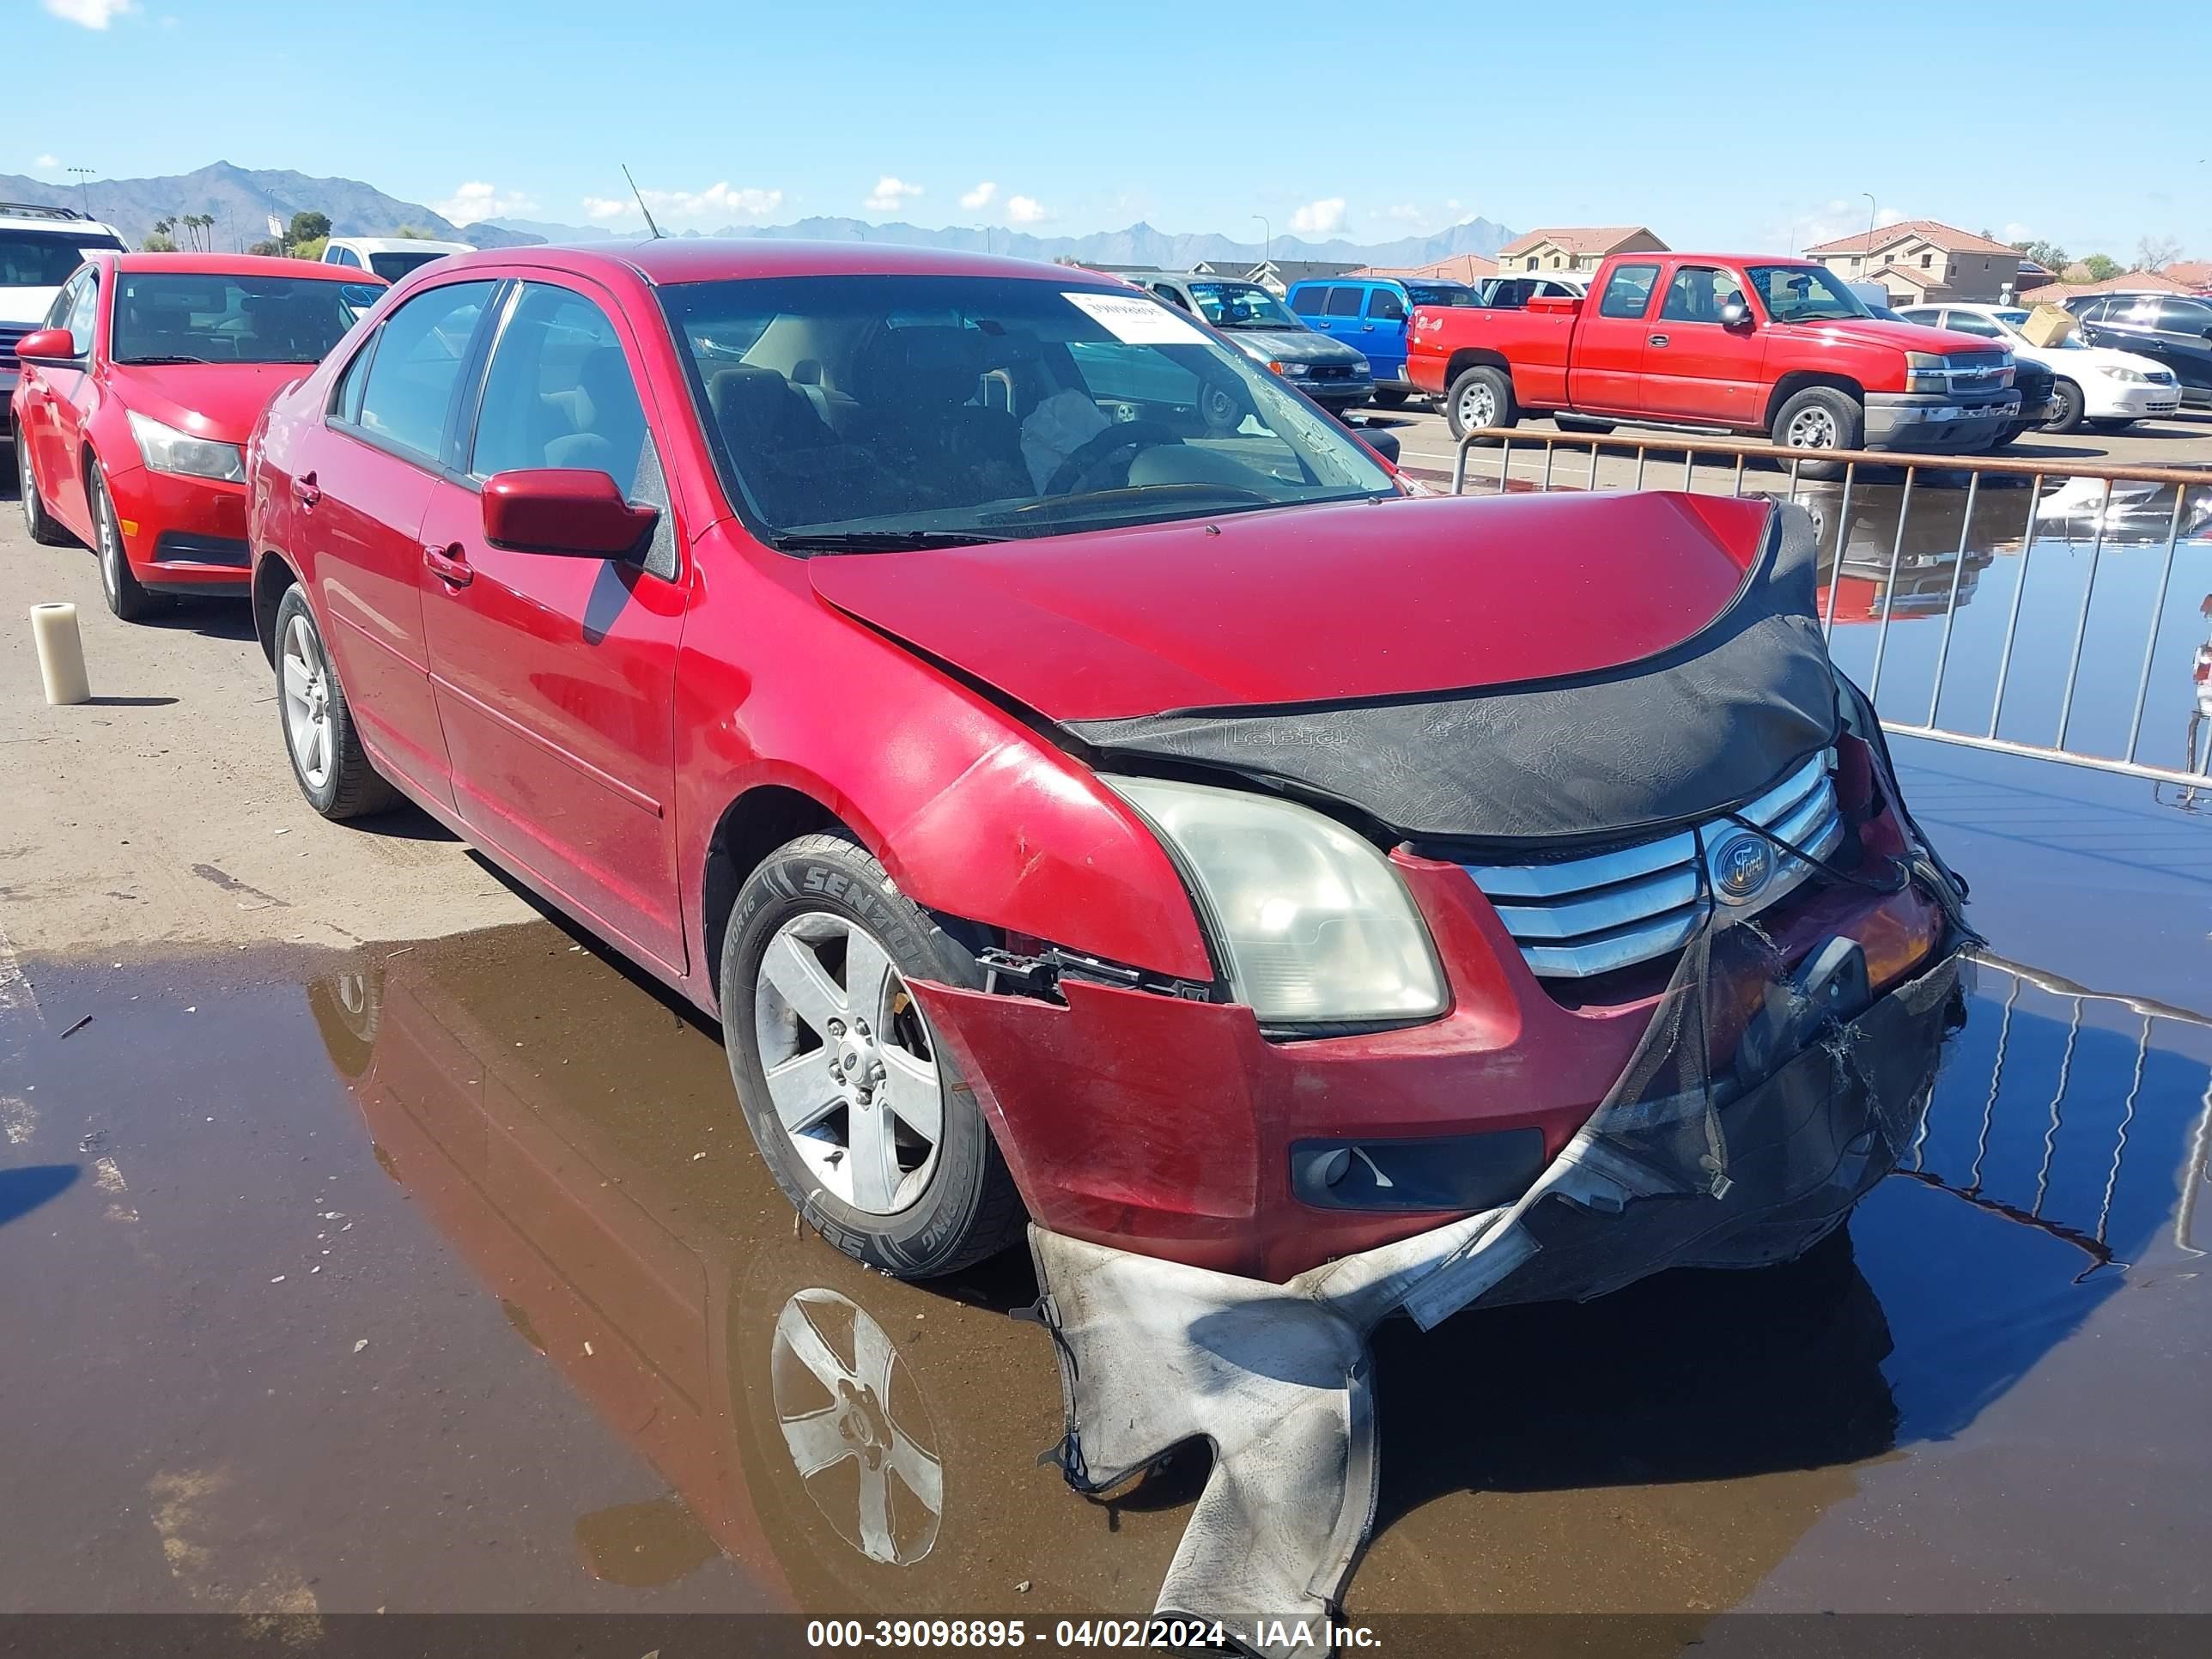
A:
[2,202,128,413]
[1897,302,2184,433]
[320,235,473,283]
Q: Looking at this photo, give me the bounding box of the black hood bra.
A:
[1066,501,1841,851]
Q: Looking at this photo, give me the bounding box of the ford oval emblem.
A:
[1711,831,1775,905]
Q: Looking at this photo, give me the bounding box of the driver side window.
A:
[61,270,99,356]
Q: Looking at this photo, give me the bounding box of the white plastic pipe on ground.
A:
[30,603,91,705]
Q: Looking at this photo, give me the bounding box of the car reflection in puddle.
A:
[301,921,2211,1621]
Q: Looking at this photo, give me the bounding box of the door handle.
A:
[291,472,320,508]
[422,542,473,587]
[1648,334,1670,347]
[1361,323,1375,331]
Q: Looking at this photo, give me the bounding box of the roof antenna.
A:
[622,164,664,240]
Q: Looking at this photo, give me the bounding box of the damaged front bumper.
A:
[1023,934,1970,1651]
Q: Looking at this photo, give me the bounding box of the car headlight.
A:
[2096,364,2148,383]
[1271,359,1310,377]
[127,410,246,483]
[1903,350,1948,394]
[1103,775,1447,1024]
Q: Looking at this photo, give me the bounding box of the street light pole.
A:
[1253,214,1270,272]
[1862,191,1878,274]
[68,166,95,218]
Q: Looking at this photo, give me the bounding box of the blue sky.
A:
[17,0,2209,260]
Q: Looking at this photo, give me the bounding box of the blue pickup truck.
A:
[1285,276,1481,405]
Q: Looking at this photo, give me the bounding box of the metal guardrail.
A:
[1447,428,2212,790]
[1905,951,2212,1262]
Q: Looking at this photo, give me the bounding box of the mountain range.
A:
[1,160,1515,270]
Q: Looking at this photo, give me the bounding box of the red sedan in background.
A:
[10,252,382,619]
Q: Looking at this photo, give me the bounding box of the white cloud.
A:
[864,175,923,214]
[42,0,136,28]
[960,180,998,210]
[1382,204,1427,223]
[431,180,538,226]
[581,197,633,222]
[1006,195,1048,225]
[33,154,62,172]
[2002,222,2033,242]
[1291,197,1347,236]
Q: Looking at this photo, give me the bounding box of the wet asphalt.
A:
[3,738,2209,1623]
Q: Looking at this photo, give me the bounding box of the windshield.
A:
[1,228,124,289]
[659,274,1396,548]
[1405,283,1476,307]
[368,250,449,282]
[1184,282,1297,330]
[112,272,381,364]
[1744,264,1870,324]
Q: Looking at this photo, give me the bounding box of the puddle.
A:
[1,911,2206,1620]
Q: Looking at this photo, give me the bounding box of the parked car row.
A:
[2062,290,2212,409]
[11,234,1967,1294]
[1894,302,2182,433]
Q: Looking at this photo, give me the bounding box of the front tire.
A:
[272,585,400,819]
[15,426,73,546]
[724,833,1025,1279]
[2045,380,2086,433]
[1444,364,1518,443]
[89,461,163,622]
[1771,386,1863,482]
[1370,386,1410,410]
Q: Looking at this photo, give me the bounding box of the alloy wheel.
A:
[280,613,336,791]
[15,437,34,535]
[753,913,946,1215]
[95,483,122,604]
[1785,405,1839,449]
[770,1287,944,1566]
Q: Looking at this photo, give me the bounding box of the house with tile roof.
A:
[1496,227,1666,274]
[2018,270,2192,306]
[1351,254,1499,285]
[2162,260,2212,295]
[1803,219,2028,303]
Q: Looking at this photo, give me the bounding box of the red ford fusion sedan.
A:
[11,252,382,619]
[245,241,1955,1283]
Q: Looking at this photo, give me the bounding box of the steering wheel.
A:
[1044,420,1182,496]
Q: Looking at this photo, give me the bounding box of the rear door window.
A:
[1324,286,1364,317]
[354,280,497,464]
[1290,287,1325,316]
[1596,264,1660,319]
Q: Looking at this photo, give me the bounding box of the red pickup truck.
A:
[1407,252,2020,476]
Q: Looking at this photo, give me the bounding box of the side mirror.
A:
[1358,427,1401,465]
[482,469,659,559]
[15,327,79,364]
[1718,298,1753,329]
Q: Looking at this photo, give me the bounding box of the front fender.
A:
[673,538,1213,995]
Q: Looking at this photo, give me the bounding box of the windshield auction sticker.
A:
[1063,290,1209,345]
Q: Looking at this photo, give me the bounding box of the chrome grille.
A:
[1463,752,1845,980]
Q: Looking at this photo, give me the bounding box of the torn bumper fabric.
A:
[1025,936,1968,1656]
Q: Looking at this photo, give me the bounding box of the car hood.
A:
[1219,327,1370,368]
[1778,318,1996,356]
[114,362,315,447]
[809,489,1774,723]
[0,286,62,326]
[2026,344,2167,382]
